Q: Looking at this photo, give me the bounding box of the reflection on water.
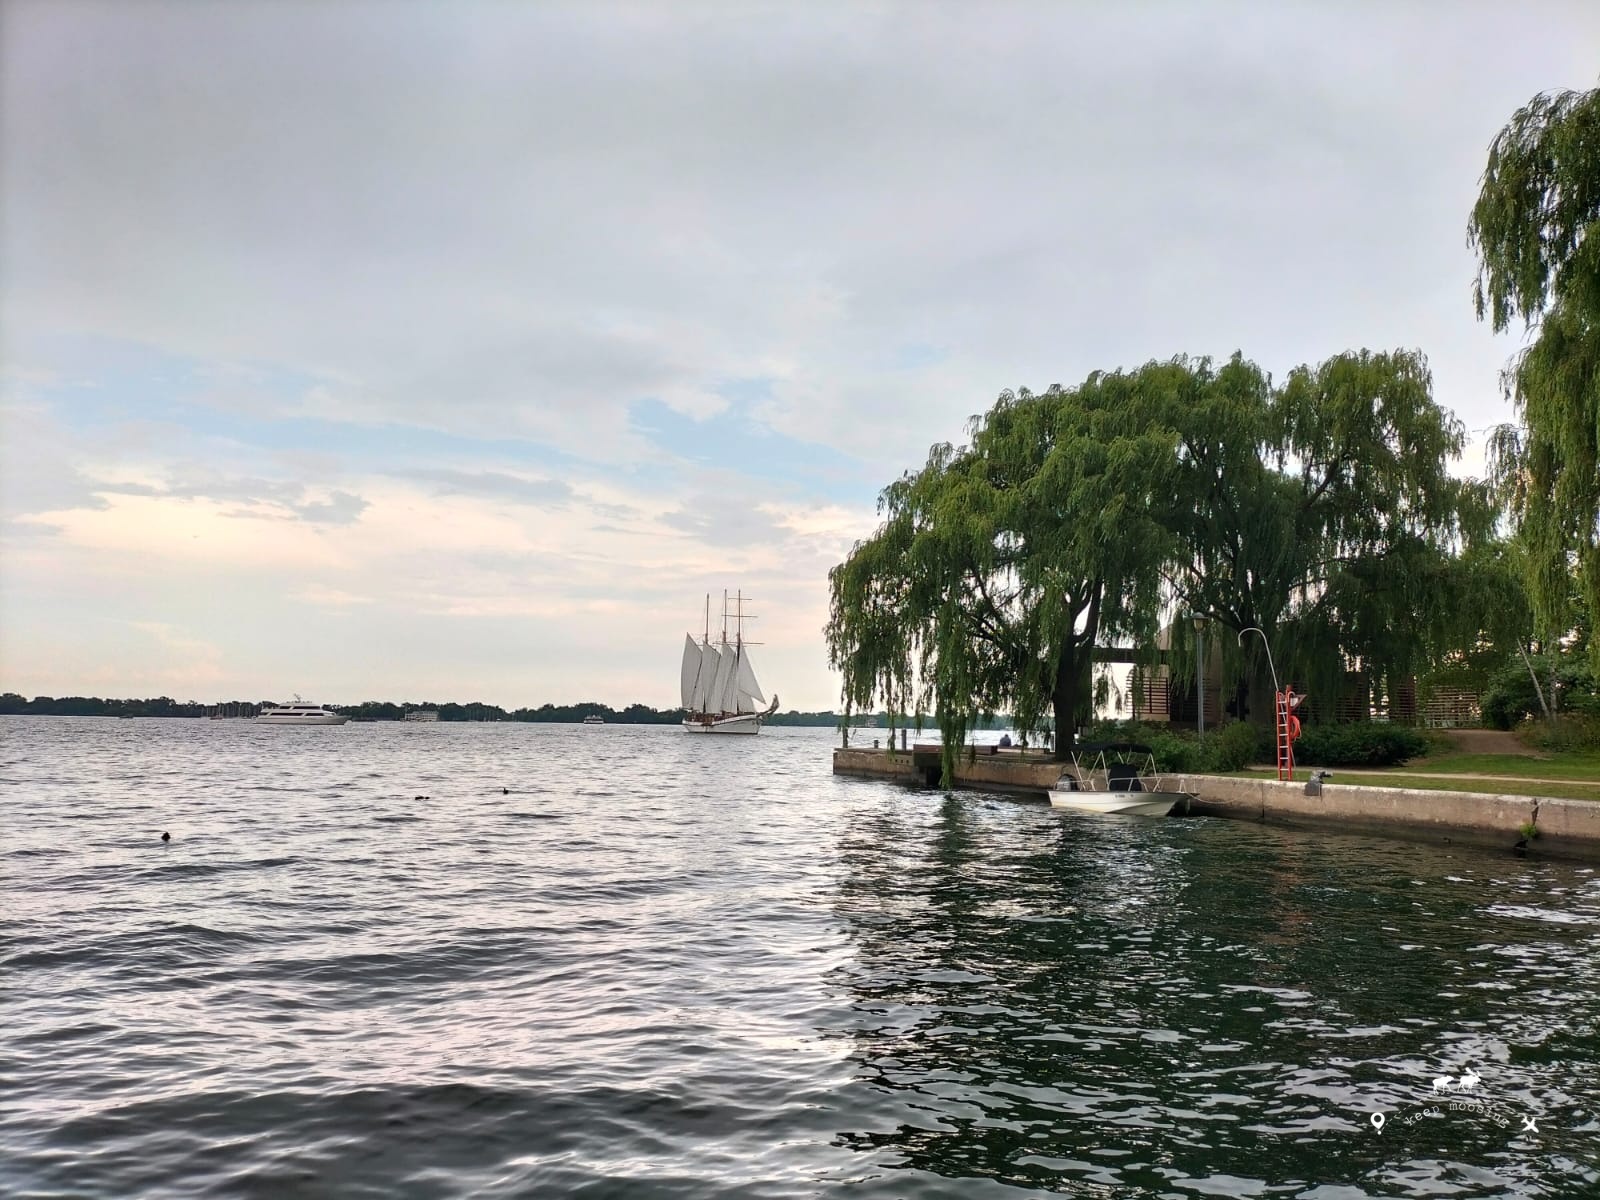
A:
[831,791,1600,1197]
[1,717,1596,1197]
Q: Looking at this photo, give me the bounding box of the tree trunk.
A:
[1245,662,1276,731]
[1051,646,1080,760]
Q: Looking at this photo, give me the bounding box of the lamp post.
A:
[1237,626,1281,700]
[1240,625,1297,779]
[1192,614,1206,740]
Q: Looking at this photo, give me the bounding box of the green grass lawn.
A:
[1234,744,1600,799]
[1391,751,1600,781]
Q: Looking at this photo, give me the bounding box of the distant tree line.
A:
[0,693,927,727]
[0,694,214,718]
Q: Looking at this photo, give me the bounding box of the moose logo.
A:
[1433,1067,1482,1094]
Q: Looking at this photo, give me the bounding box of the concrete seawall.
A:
[1174,774,1600,860]
[833,746,1062,792]
[831,747,1600,861]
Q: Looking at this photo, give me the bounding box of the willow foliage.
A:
[1150,349,1472,720]
[1470,81,1600,667]
[826,376,1176,778]
[832,349,1485,754]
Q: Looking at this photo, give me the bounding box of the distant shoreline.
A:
[0,695,1023,729]
[0,695,876,727]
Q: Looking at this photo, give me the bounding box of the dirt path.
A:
[1436,728,1536,756]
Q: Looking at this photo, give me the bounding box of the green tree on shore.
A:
[827,374,1176,772]
[1161,349,1475,724]
[829,350,1483,764]
[1470,81,1600,671]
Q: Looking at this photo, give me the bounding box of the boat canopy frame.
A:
[1060,744,1161,794]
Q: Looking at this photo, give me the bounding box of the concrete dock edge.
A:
[831,748,1600,861]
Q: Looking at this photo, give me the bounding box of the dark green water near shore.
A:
[3,718,1596,1197]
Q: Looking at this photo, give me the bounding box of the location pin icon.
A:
[1370,1112,1386,1133]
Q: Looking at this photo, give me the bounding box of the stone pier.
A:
[831,747,1600,861]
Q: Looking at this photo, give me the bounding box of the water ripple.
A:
[2,716,1597,1197]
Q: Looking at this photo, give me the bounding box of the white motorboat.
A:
[256,697,348,726]
[1047,742,1192,816]
[681,591,779,735]
[583,714,604,725]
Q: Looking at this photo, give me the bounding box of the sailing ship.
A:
[680,591,779,735]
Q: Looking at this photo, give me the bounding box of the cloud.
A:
[404,468,574,508]
[660,496,788,548]
[4,1,1598,708]
[292,584,374,608]
[292,490,368,525]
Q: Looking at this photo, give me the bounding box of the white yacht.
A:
[256,698,349,726]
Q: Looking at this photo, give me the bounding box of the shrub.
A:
[1292,723,1429,767]
[1520,715,1600,753]
[1481,654,1599,729]
[1207,720,1266,772]
[1078,718,1267,773]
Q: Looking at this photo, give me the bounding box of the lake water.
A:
[3,716,1597,1198]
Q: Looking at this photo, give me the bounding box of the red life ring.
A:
[1286,713,1301,742]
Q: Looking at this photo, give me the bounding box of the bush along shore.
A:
[1079,720,1433,774]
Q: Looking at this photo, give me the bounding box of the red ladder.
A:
[1276,688,1302,781]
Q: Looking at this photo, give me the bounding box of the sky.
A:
[2,2,1598,712]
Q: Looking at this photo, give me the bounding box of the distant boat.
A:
[681,590,778,735]
[257,697,348,726]
[405,710,439,722]
[583,714,604,724]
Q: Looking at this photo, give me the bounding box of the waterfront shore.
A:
[832,747,1600,860]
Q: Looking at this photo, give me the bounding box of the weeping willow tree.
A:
[833,350,1483,762]
[826,374,1175,779]
[1158,349,1472,724]
[1470,81,1600,671]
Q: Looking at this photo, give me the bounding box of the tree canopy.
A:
[827,373,1176,776]
[1470,81,1600,669]
[828,349,1494,776]
[1162,349,1478,720]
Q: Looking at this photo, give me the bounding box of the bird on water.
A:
[161,831,171,843]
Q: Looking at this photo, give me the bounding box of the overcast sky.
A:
[2,1,1597,711]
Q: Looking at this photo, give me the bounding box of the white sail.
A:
[680,591,775,733]
[692,644,722,713]
[709,644,738,714]
[734,649,764,712]
[680,635,701,710]
[719,647,744,714]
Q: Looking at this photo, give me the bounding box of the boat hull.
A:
[683,714,761,735]
[1047,789,1186,816]
[255,714,349,726]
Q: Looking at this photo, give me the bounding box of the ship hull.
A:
[682,713,761,735]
